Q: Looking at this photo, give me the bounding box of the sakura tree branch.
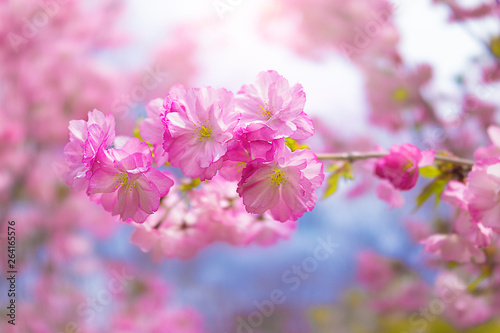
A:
[316,152,475,168]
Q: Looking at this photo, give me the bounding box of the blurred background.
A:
[1,0,500,332]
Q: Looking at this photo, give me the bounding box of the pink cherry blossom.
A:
[364,64,433,130]
[163,85,240,180]
[191,175,297,246]
[88,137,173,223]
[474,125,500,160]
[235,70,314,141]
[421,234,486,263]
[131,202,209,261]
[64,109,115,191]
[435,272,493,329]
[138,98,169,165]
[356,250,395,291]
[237,140,324,222]
[375,143,432,190]
[375,180,405,208]
[466,158,500,232]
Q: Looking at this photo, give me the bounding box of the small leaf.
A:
[285,138,309,152]
[133,118,144,140]
[180,178,201,192]
[415,173,453,210]
[419,165,442,178]
[323,162,354,199]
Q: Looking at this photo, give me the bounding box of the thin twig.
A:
[316,152,475,168]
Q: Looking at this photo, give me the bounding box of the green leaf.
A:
[419,165,442,178]
[415,173,453,210]
[323,162,354,199]
[285,138,309,152]
[180,178,201,192]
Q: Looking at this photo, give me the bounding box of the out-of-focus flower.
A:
[356,250,395,291]
[474,125,500,160]
[421,234,486,263]
[375,143,432,191]
[435,272,493,329]
[466,158,500,232]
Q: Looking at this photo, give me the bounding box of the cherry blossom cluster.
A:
[64,71,325,260]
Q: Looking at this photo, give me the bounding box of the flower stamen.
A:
[268,169,288,189]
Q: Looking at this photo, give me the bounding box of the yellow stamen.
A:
[268,169,288,189]
[113,172,137,195]
[257,103,273,120]
[193,117,212,142]
[392,87,408,102]
[402,160,414,171]
[490,36,500,58]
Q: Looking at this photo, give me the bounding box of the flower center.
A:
[258,103,273,120]
[268,169,288,189]
[402,160,414,171]
[490,36,500,58]
[114,172,136,194]
[194,118,212,141]
[392,87,408,102]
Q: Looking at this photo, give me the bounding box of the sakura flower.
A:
[375,143,433,190]
[237,140,324,222]
[421,234,486,263]
[375,180,405,208]
[235,70,314,141]
[435,272,493,329]
[131,191,209,261]
[88,137,173,223]
[474,125,500,160]
[219,129,277,181]
[364,64,433,130]
[163,86,240,180]
[442,180,494,247]
[138,98,169,165]
[191,175,297,245]
[356,250,395,291]
[466,158,500,231]
[64,109,115,191]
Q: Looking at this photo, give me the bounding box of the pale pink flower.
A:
[235,70,313,141]
[163,86,240,180]
[64,109,115,191]
[190,175,297,246]
[435,272,492,329]
[130,191,210,261]
[259,0,399,61]
[442,180,468,210]
[474,125,500,160]
[138,98,169,165]
[375,180,405,208]
[421,234,486,263]
[434,0,497,21]
[404,219,433,242]
[364,64,433,130]
[237,140,324,222]
[356,250,395,291]
[466,158,500,231]
[443,180,494,247]
[88,138,173,223]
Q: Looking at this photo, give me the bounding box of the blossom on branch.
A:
[88,137,174,223]
[237,140,324,222]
